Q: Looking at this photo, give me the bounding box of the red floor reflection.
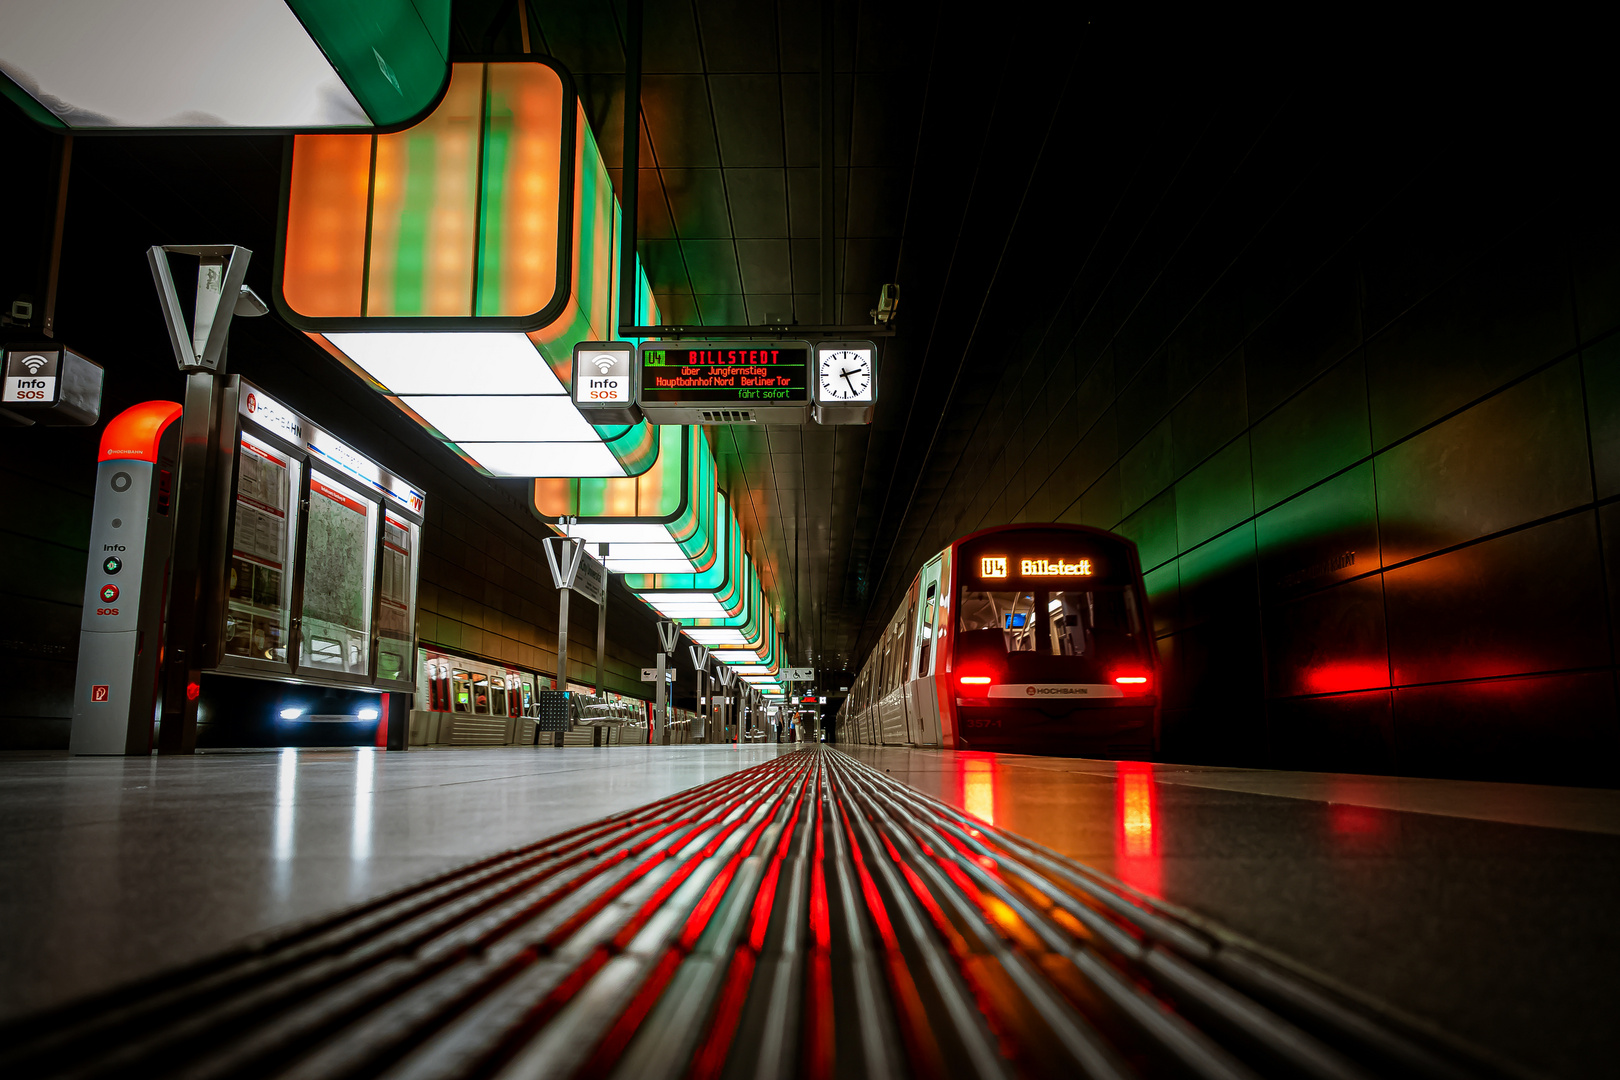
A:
[1114,761,1161,896]
[959,753,996,826]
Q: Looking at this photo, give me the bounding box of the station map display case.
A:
[210,379,426,693]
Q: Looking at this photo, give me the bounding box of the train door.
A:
[906,557,945,746]
[879,578,913,746]
[422,656,439,710]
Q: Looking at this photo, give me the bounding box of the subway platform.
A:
[1,746,1614,1079]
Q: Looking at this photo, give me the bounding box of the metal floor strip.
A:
[0,749,1522,1080]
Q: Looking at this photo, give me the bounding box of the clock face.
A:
[818,350,872,400]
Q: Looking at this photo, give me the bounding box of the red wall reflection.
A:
[1113,761,1161,896]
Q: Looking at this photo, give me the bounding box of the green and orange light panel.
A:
[277,57,660,479]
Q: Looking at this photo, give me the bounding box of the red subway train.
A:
[835,524,1159,757]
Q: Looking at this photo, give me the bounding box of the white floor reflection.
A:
[274,748,297,903]
[352,748,375,865]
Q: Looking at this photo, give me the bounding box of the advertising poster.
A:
[225,435,293,662]
[301,475,374,674]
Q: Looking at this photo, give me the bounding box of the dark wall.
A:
[903,97,1620,784]
[0,105,663,751]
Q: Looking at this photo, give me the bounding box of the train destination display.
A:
[636,340,812,424]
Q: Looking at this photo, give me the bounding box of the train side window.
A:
[489,675,507,717]
[915,582,938,677]
[452,669,472,712]
[471,673,490,715]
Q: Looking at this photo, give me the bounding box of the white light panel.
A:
[565,523,688,545]
[607,559,705,574]
[0,0,367,128]
[328,333,566,395]
[402,395,600,442]
[646,601,731,619]
[457,441,623,477]
[686,630,751,646]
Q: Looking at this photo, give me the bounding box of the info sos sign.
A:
[570,341,641,425]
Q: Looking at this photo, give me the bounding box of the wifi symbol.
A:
[20,355,47,374]
[592,355,617,374]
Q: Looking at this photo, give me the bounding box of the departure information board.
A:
[636,340,813,424]
[640,345,809,403]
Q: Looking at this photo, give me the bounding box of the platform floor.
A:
[0,744,795,1021]
[845,748,1620,1079]
[0,744,1614,1077]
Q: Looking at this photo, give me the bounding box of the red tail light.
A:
[955,670,995,698]
[1112,672,1153,697]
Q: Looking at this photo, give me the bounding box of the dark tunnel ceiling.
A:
[27,2,1544,679]
[492,0,1102,676]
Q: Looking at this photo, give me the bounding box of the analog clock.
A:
[818,349,872,400]
[811,340,877,425]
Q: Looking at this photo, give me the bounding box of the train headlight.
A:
[357,708,380,720]
[279,707,303,720]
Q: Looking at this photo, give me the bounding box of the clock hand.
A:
[842,369,858,393]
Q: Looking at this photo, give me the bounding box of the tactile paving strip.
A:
[0,749,1513,1080]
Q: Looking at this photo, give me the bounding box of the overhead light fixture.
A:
[399,396,600,443]
[0,0,449,130]
[330,333,566,396]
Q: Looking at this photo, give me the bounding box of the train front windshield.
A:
[957,586,1149,684]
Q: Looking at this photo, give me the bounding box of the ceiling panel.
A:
[735,238,793,293]
[695,293,748,322]
[694,0,779,72]
[641,1,703,73]
[662,168,733,237]
[709,75,786,166]
[640,239,694,292]
[681,239,745,292]
[640,74,720,166]
[724,169,790,236]
[744,293,795,323]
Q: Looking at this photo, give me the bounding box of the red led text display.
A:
[640,345,808,404]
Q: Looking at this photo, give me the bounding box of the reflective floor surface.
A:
[0,744,795,1022]
[3,743,1614,1077]
[844,747,1620,1079]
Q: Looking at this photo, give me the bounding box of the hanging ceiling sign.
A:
[0,0,451,130]
[636,340,811,425]
[811,340,877,425]
[572,341,640,425]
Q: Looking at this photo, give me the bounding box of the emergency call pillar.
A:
[69,401,185,754]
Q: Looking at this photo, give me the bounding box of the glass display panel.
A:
[376,511,418,684]
[225,432,302,665]
[300,471,378,677]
